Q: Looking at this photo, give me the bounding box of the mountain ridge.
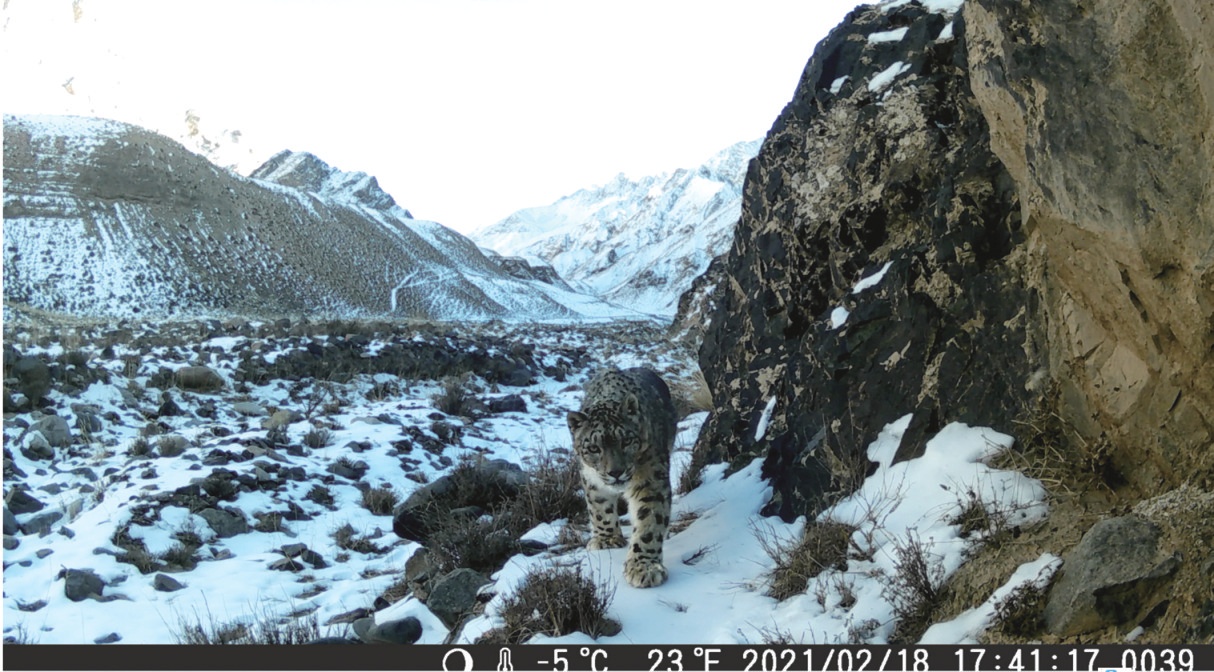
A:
[471,139,760,317]
[2,114,636,323]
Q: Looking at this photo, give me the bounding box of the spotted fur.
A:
[568,367,676,588]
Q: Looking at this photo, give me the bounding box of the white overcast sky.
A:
[3,0,857,233]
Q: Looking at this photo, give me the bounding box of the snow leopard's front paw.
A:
[624,556,668,588]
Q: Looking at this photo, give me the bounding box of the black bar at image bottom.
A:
[4,643,1212,671]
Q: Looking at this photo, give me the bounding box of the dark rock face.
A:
[695,3,1042,519]
[1044,516,1180,636]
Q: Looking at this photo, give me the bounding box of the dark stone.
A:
[94,633,122,644]
[197,507,248,538]
[281,543,308,557]
[4,536,19,550]
[3,506,18,535]
[426,568,491,628]
[12,356,52,402]
[31,414,72,448]
[157,396,184,418]
[153,573,185,592]
[62,568,105,601]
[36,548,53,559]
[269,557,305,572]
[486,394,528,414]
[328,459,369,480]
[22,510,63,536]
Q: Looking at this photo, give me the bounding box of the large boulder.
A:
[1044,516,1180,636]
[61,568,105,602]
[31,414,73,448]
[693,2,1040,519]
[10,356,51,403]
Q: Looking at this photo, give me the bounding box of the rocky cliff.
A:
[2,115,635,322]
[690,0,1212,642]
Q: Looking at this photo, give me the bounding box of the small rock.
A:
[300,549,327,569]
[62,568,105,602]
[264,409,302,430]
[35,548,53,559]
[22,431,55,460]
[3,535,19,550]
[197,508,249,538]
[31,414,72,448]
[22,510,63,536]
[232,401,268,417]
[327,459,369,480]
[281,543,308,557]
[3,507,19,535]
[269,557,305,572]
[352,617,374,641]
[153,574,185,592]
[487,394,528,414]
[175,366,225,393]
[94,633,122,644]
[426,568,491,628]
[346,440,372,453]
[364,617,422,645]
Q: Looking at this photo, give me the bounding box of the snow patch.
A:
[869,27,909,43]
[868,61,912,92]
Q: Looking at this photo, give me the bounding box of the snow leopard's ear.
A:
[567,411,589,433]
[623,393,640,416]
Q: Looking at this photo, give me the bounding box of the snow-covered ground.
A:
[3,319,1053,646]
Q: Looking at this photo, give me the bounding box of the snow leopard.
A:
[568,367,677,588]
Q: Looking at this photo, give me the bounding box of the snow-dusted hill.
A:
[471,140,760,317]
[2,114,635,322]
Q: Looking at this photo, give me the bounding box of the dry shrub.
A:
[332,523,385,555]
[302,427,332,449]
[361,485,400,516]
[885,532,946,644]
[479,565,618,644]
[508,447,586,526]
[990,580,1051,639]
[432,376,469,416]
[173,610,321,645]
[758,520,855,600]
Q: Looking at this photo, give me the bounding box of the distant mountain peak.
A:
[471,140,761,317]
[249,150,408,216]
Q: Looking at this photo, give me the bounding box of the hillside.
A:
[2,115,635,322]
[472,140,759,317]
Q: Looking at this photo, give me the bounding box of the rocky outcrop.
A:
[694,1,1042,519]
[693,0,1213,519]
[964,0,1214,491]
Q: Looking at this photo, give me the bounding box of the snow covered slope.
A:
[471,140,760,317]
[2,114,636,322]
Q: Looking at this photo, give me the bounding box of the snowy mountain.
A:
[471,140,760,317]
[2,114,636,322]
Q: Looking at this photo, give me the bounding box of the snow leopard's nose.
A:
[608,467,626,479]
